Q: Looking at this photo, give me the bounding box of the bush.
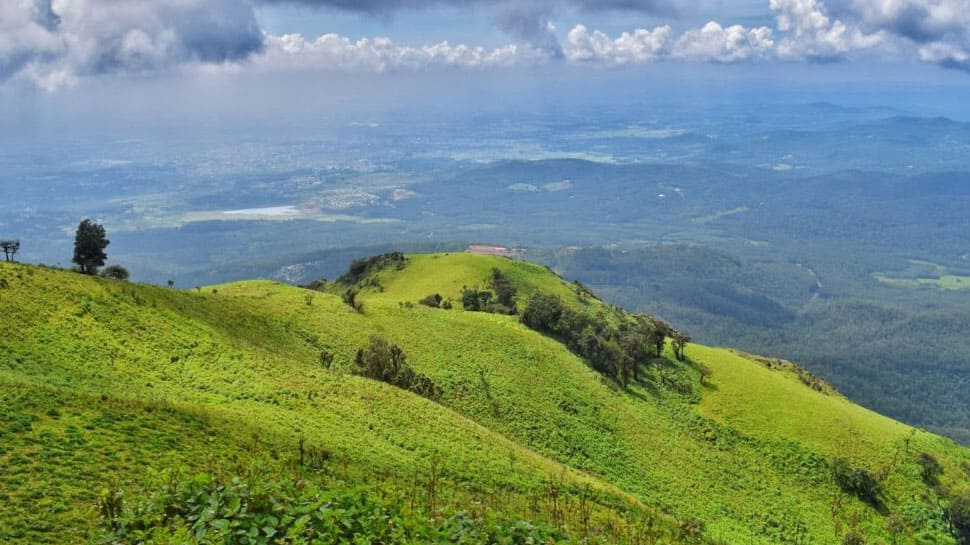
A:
[950,489,970,545]
[342,289,363,312]
[832,458,883,506]
[100,473,569,545]
[917,452,944,485]
[337,252,405,285]
[352,336,442,401]
[461,288,493,311]
[490,268,517,313]
[101,265,130,280]
[418,293,443,308]
[842,528,866,545]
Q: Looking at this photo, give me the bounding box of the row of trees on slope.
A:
[519,290,690,388]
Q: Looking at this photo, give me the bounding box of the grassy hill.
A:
[1,254,969,544]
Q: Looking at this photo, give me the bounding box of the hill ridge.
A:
[2,255,969,545]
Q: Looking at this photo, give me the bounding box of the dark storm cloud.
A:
[0,0,264,89]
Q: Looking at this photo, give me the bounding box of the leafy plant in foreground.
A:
[99,473,571,545]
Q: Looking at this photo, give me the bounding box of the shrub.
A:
[337,252,405,285]
[418,293,442,308]
[99,473,569,545]
[101,265,130,280]
[352,336,442,401]
[917,452,944,485]
[950,489,970,545]
[490,268,517,313]
[342,289,363,313]
[842,528,866,545]
[832,458,883,506]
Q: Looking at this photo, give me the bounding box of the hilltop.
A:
[1,254,969,544]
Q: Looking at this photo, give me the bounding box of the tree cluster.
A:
[520,291,688,387]
[337,252,405,285]
[460,268,518,315]
[352,336,442,401]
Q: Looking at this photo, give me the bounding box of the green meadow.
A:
[1,254,969,544]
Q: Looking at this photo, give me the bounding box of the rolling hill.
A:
[1,253,969,544]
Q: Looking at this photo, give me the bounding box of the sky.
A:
[1,0,969,121]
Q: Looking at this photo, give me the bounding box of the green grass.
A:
[2,255,969,544]
[873,273,970,289]
[872,259,970,290]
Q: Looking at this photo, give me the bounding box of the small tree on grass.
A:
[672,332,691,361]
[101,265,129,280]
[73,219,109,275]
[0,239,20,262]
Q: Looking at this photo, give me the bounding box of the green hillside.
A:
[1,254,969,544]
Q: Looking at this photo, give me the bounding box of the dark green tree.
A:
[72,219,109,275]
[950,489,970,545]
[650,320,671,357]
[520,291,564,332]
[672,332,691,361]
[490,268,517,313]
[101,264,129,280]
[0,239,19,262]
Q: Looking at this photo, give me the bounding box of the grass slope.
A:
[2,255,969,545]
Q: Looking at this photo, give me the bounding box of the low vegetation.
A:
[2,253,970,545]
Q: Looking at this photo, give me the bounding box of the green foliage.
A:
[491,267,517,313]
[353,335,442,401]
[519,290,676,388]
[842,528,867,545]
[418,293,443,308]
[341,288,363,312]
[72,219,109,275]
[950,490,970,545]
[337,252,405,285]
[100,473,571,545]
[101,264,130,280]
[917,452,944,485]
[461,287,492,311]
[832,458,883,507]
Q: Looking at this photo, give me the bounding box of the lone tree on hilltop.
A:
[73,219,109,275]
[0,239,20,262]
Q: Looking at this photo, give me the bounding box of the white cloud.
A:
[5,0,970,91]
[259,33,548,72]
[674,21,775,62]
[770,0,887,60]
[564,24,672,64]
[846,0,970,70]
